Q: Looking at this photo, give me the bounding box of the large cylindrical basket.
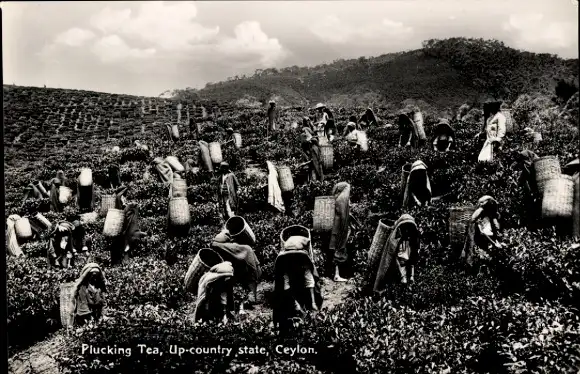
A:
[103,208,124,237]
[225,216,256,246]
[313,196,335,232]
[168,197,191,226]
[184,248,224,293]
[448,206,476,249]
[277,166,294,192]
[542,176,574,218]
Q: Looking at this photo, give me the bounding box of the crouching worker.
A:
[462,195,502,267]
[74,263,107,325]
[432,119,455,152]
[402,160,432,209]
[61,263,107,329]
[273,234,323,331]
[193,261,235,324]
[47,222,77,269]
[370,214,420,295]
[22,181,49,205]
[211,229,262,313]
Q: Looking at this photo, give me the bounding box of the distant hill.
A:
[183,37,578,110]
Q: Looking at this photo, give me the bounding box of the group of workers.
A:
[8,98,576,332]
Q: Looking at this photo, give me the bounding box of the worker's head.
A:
[219,162,230,174]
[349,115,357,123]
[315,103,325,112]
[269,100,276,107]
[226,127,234,134]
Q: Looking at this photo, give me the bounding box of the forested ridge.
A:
[173,38,578,109]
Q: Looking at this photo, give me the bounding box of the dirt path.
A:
[8,334,67,374]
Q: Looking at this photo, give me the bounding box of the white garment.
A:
[266,161,285,213]
[221,175,235,218]
[486,112,506,141]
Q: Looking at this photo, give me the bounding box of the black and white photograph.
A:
[3,0,579,373]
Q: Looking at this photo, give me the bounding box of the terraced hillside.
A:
[5,84,580,374]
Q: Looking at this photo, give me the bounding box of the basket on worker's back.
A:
[60,282,76,329]
[103,209,124,237]
[277,166,294,192]
[313,196,335,232]
[15,218,33,239]
[366,218,393,282]
[502,109,515,133]
[320,145,334,170]
[542,176,575,218]
[209,142,223,164]
[534,156,561,195]
[184,248,224,293]
[280,225,311,251]
[168,197,191,226]
[100,194,116,217]
[449,206,476,249]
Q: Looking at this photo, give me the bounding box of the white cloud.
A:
[90,2,219,52]
[310,15,413,45]
[503,13,576,49]
[215,21,287,67]
[91,35,156,63]
[54,27,96,47]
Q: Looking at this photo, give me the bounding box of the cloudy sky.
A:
[3,0,578,96]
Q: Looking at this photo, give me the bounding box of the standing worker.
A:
[267,101,279,131]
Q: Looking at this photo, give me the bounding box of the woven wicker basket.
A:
[358,131,369,152]
[168,197,191,226]
[280,225,311,251]
[449,206,476,248]
[277,166,295,192]
[209,142,223,164]
[79,168,93,186]
[366,219,392,281]
[542,176,575,218]
[184,248,224,293]
[413,112,427,140]
[60,282,76,329]
[401,163,412,197]
[225,216,256,246]
[313,196,336,232]
[234,133,242,149]
[320,145,334,170]
[502,109,514,133]
[15,218,33,239]
[200,144,213,172]
[59,186,73,204]
[35,213,52,230]
[100,194,116,217]
[103,208,124,237]
[172,179,188,198]
[534,156,561,195]
[165,156,184,172]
